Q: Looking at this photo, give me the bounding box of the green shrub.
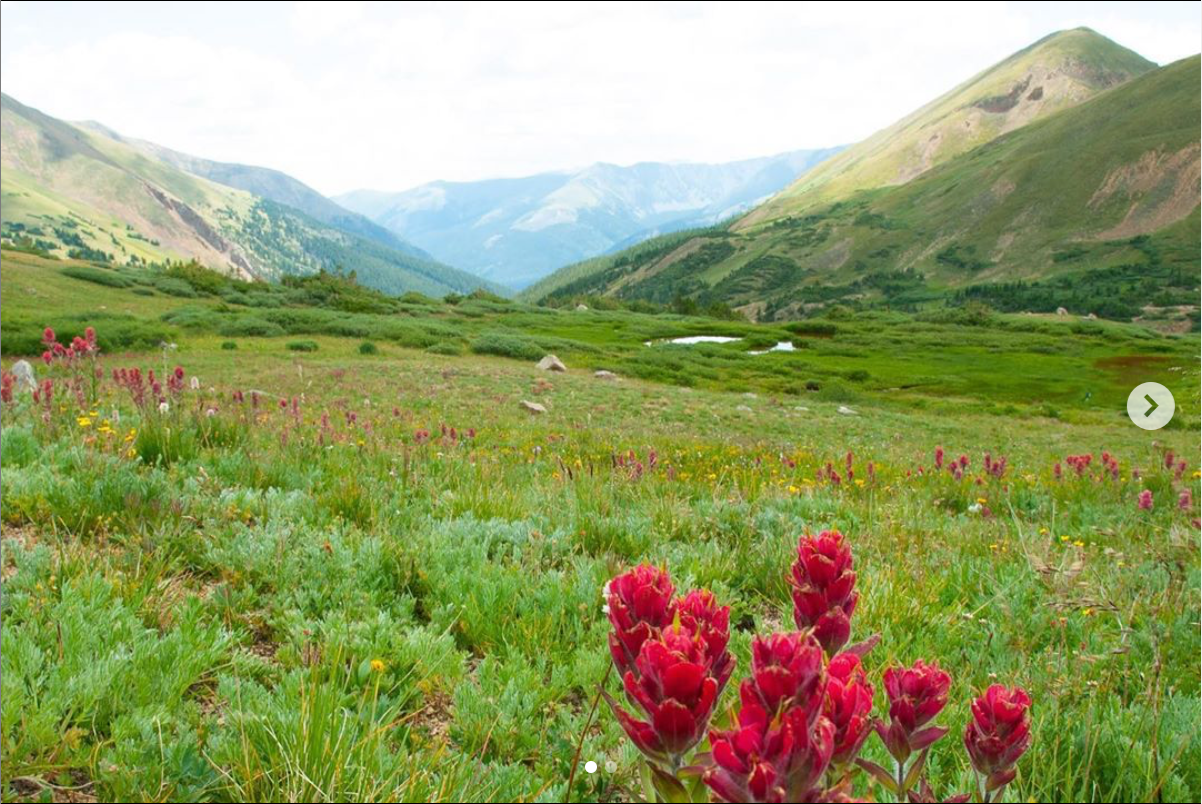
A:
[61,265,132,288]
[221,341,238,351]
[426,342,463,356]
[0,315,172,356]
[153,277,198,298]
[131,287,156,297]
[469,333,544,361]
[358,341,378,355]
[217,317,285,338]
[786,320,839,337]
[287,340,319,352]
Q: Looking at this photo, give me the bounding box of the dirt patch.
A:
[610,237,704,293]
[410,690,455,747]
[1089,144,1201,239]
[8,770,96,803]
[2,524,43,580]
[1093,354,1175,384]
[972,76,1032,113]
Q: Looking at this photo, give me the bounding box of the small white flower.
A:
[602,604,610,614]
[190,376,200,390]
[968,502,982,514]
[205,408,217,418]
[158,401,170,414]
[602,581,611,599]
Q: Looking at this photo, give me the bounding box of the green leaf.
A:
[856,758,900,796]
[649,763,691,803]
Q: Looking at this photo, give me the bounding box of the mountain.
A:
[74,122,435,260]
[741,27,1157,227]
[0,94,500,297]
[524,31,1199,323]
[336,148,842,289]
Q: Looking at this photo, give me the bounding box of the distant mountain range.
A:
[525,29,1200,323]
[0,94,500,297]
[335,148,842,289]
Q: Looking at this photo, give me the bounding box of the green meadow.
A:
[1,250,1199,802]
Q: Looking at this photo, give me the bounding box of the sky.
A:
[1,1,1198,196]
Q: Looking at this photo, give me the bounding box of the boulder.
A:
[594,370,619,380]
[575,304,589,311]
[837,405,858,416]
[10,359,36,391]
[520,400,547,415]
[536,354,566,372]
[1056,307,1068,316]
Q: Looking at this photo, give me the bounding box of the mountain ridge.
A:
[336,147,842,289]
[523,33,1197,325]
[1,93,500,297]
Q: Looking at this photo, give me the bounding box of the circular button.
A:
[1127,382,1175,430]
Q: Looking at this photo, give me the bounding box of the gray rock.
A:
[837,405,858,416]
[520,400,547,415]
[1056,307,1068,316]
[576,303,589,311]
[10,360,36,390]
[594,370,619,380]
[536,354,567,372]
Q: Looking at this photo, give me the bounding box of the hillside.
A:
[336,148,841,289]
[742,27,1156,226]
[0,94,498,297]
[76,122,435,259]
[525,38,1198,326]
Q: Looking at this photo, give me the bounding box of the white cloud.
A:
[1,1,1197,195]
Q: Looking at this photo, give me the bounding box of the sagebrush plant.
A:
[604,531,1032,802]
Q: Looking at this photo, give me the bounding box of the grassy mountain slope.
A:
[742,27,1155,227]
[77,122,436,259]
[0,94,498,297]
[525,40,1197,325]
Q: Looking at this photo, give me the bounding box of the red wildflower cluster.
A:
[983,452,1007,479]
[40,326,98,365]
[825,652,874,769]
[704,632,832,803]
[0,371,14,404]
[1137,489,1153,511]
[965,685,1031,796]
[612,449,663,481]
[878,660,952,762]
[112,367,156,409]
[605,533,1033,803]
[1064,453,1092,476]
[789,530,858,655]
[603,565,733,769]
[817,462,843,486]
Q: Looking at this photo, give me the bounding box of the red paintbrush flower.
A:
[790,530,858,655]
[704,635,833,803]
[877,660,951,762]
[606,625,721,767]
[677,588,734,691]
[605,564,677,679]
[964,685,1031,794]
[743,632,827,722]
[825,652,874,768]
